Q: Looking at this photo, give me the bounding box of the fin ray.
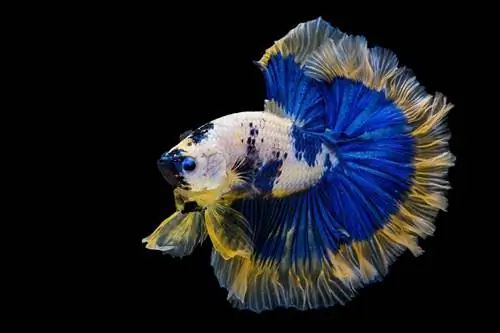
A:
[257,17,346,68]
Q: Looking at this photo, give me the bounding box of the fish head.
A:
[157,122,228,194]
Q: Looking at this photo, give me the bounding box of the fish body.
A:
[143,17,455,312]
[166,110,332,198]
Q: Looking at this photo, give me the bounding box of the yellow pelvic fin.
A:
[142,210,206,257]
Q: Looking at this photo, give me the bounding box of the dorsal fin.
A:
[256,17,347,132]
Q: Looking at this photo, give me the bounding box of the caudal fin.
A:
[209,17,454,312]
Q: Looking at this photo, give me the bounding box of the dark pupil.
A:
[182,157,196,171]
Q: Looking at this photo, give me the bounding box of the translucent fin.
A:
[230,155,260,189]
[257,17,346,68]
[211,249,360,311]
[204,203,254,260]
[142,211,206,258]
[369,47,399,90]
[303,34,374,85]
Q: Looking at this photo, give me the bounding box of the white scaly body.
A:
[205,111,334,196]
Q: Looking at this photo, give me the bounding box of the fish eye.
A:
[182,157,196,172]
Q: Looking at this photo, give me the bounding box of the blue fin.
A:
[259,53,325,132]
[320,80,416,238]
[315,78,415,240]
[211,184,355,312]
[256,17,345,132]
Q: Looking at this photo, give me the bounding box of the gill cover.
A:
[167,122,229,192]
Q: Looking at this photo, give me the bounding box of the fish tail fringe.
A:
[211,229,428,312]
[210,214,440,312]
[257,17,346,68]
[302,20,455,251]
[211,250,357,312]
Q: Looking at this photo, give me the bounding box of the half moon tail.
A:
[208,17,455,313]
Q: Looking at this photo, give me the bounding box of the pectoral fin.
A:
[204,203,254,260]
[142,210,206,257]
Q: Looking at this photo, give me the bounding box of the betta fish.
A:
[142,17,455,312]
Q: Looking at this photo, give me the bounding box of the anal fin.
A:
[210,183,357,312]
[204,203,254,260]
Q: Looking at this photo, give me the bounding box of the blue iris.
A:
[182,157,196,172]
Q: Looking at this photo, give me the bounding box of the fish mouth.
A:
[157,155,181,187]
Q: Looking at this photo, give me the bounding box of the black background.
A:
[78,4,470,328]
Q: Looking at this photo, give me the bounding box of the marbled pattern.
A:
[207,111,334,196]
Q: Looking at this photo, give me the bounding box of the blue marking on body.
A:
[189,122,214,144]
[291,125,322,166]
[254,159,283,193]
[324,153,332,170]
